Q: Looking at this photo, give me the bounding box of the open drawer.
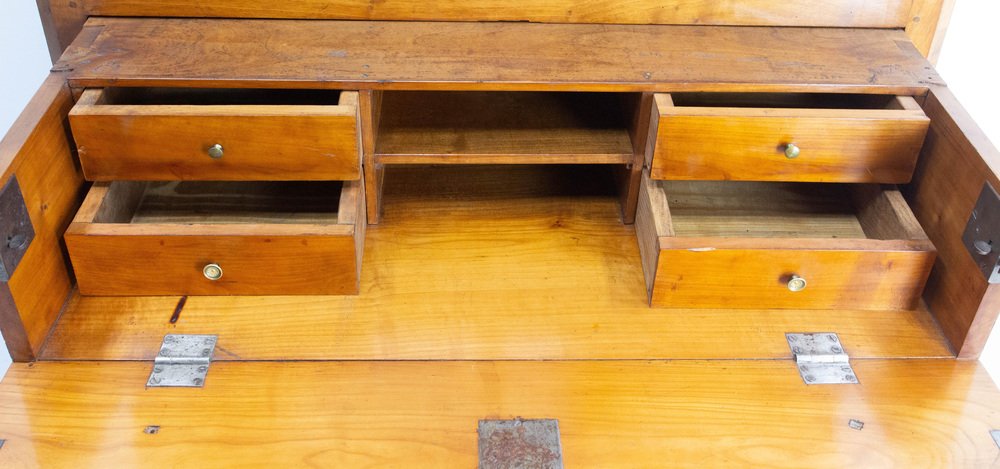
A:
[69,88,361,181]
[646,93,930,183]
[64,180,365,296]
[635,172,936,310]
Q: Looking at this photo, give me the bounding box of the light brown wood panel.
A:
[907,85,1000,359]
[360,90,385,224]
[1,359,999,467]
[56,18,941,94]
[648,94,930,183]
[0,73,83,361]
[82,0,915,26]
[38,0,923,62]
[69,89,361,181]
[65,181,363,296]
[637,176,936,310]
[376,91,635,165]
[41,166,952,360]
[907,0,956,63]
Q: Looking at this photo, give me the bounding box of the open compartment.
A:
[636,173,937,310]
[647,92,930,183]
[374,91,642,164]
[65,180,365,296]
[69,88,361,181]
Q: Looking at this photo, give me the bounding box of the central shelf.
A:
[375,91,638,164]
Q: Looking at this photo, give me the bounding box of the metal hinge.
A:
[147,334,217,388]
[963,183,1000,283]
[786,333,858,385]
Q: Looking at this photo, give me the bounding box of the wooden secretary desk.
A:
[1,0,1000,466]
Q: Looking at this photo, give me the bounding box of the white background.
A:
[1,1,999,383]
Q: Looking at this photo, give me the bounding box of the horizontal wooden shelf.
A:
[41,166,952,361]
[58,18,940,93]
[1,360,999,467]
[375,92,635,164]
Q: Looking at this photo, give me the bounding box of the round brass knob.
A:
[203,263,223,281]
[787,275,807,292]
[784,143,801,159]
[207,144,224,159]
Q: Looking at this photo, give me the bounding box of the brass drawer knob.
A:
[784,143,800,159]
[203,263,223,281]
[207,144,224,159]
[787,275,807,292]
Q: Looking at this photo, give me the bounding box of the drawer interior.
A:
[89,181,348,225]
[666,92,916,110]
[88,87,349,106]
[374,91,641,163]
[660,180,927,241]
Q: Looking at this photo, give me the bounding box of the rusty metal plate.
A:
[963,183,1000,283]
[478,419,563,469]
[0,177,34,282]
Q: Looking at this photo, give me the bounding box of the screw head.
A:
[192,378,203,386]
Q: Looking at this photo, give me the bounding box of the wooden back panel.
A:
[38,0,952,62]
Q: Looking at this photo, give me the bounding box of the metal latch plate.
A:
[963,183,1000,283]
[0,177,35,282]
[479,419,563,469]
[786,333,858,385]
[147,334,217,387]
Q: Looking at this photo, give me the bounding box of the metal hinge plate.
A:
[786,333,858,385]
[963,183,1000,283]
[0,177,35,282]
[479,419,563,469]
[147,334,217,388]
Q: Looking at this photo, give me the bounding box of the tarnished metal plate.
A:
[0,177,35,282]
[147,334,217,388]
[963,183,1000,283]
[991,429,1000,450]
[478,419,563,469]
[786,333,858,385]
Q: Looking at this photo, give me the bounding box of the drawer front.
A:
[66,232,359,296]
[647,94,930,183]
[69,90,361,181]
[649,242,935,310]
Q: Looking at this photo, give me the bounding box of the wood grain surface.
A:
[648,94,930,182]
[56,18,942,93]
[0,73,83,361]
[42,166,952,360]
[0,359,998,467]
[37,0,927,63]
[70,89,361,181]
[376,92,634,165]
